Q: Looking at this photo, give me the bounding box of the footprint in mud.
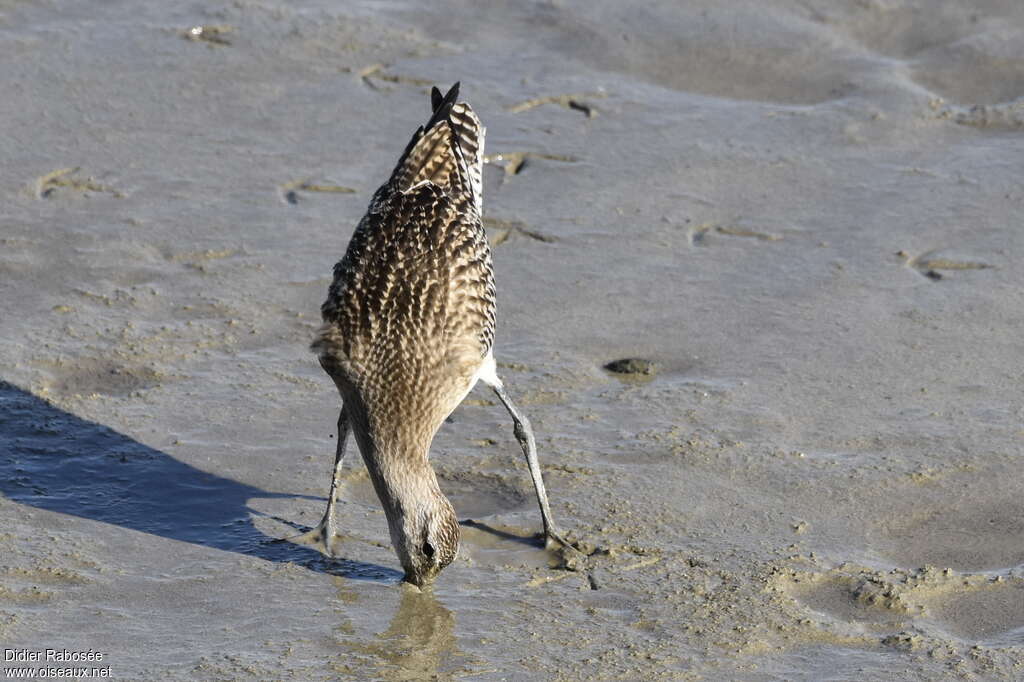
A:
[482,217,555,247]
[357,63,435,91]
[281,179,357,205]
[897,249,993,281]
[926,580,1024,647]
[35,168,123,200]
[507,91,607,118]
[183,25,233,46]
[688,223,781,247]
[483,151,578,178]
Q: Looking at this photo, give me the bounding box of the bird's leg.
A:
[489,380,576,551]
[286,407,349,557]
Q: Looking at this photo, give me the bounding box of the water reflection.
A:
[334,583,470,679]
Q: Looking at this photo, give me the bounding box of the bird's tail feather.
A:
[385,82,485,213]
[448,98,485,214]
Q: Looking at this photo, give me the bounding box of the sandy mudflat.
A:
[2,0,1024,679]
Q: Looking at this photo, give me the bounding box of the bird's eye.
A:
[422,541,435,559]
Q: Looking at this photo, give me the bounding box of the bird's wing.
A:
[376,83,485,215]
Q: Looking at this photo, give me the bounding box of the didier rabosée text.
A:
[4,649,105,662]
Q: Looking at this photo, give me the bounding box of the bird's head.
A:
[387,492,460,588]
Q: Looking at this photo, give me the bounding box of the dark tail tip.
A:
[430,82,460,114]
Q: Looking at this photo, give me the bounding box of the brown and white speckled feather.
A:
[313,85,493,553]
[316,184,495,424]
[448,101,485,214]
[315,82,494,402]
[368,84,486,216]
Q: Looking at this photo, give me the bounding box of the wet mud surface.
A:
[2,0,1024,678]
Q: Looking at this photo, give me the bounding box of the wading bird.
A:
[291,83,572,586]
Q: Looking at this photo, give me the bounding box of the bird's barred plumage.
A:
[314,83,494,444]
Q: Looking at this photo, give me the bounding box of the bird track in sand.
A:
[687,223,782,247]
[182,25,233,46]
[898,249,993,281]
[482,217,555,246]
[35,168,123,200]
[280,179,357,205]
[482,151,578,177]
[507,92,608,118]
[356,64,436,91]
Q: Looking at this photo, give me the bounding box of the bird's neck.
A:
[360,435,447,520]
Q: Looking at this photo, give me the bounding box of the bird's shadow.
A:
[459,518,547,548]
[0,380,401,582]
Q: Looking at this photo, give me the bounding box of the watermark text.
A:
[3,650,111,678]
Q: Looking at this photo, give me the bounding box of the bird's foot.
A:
[543,526,589,571]
[543,527,576,552]
[276,520,341,558]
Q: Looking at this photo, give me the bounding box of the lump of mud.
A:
[603,358,657,376]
